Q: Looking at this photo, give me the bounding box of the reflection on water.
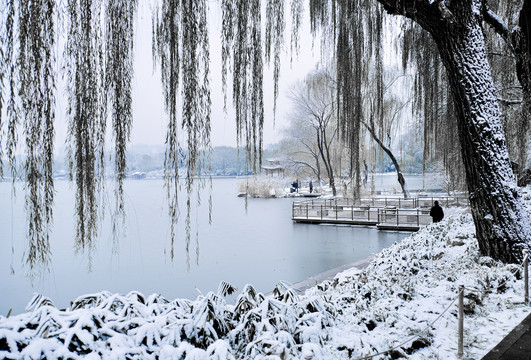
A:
[0,178,409,315]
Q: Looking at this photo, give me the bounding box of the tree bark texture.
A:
[378,0,531,262]
[432,3,530,263]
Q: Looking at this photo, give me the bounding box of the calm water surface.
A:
[0,178,410,315]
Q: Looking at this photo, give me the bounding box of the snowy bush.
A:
[1,190,530,359]
[238,177,287,198]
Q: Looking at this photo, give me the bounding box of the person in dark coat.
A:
[309,180,313,193]
[430,200,444,223]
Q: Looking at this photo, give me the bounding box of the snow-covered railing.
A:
[292,201,432,229]
[376,208,432,228]
[360,196,469,209]
[353,250,530,360]
[414,195,469,208]
[292,199,379,223]
[293,196,469,209]
[292,196,469,229]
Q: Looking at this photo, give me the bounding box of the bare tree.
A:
[361,74,412,199]
[279,126,324,183]
[288,70,339,195]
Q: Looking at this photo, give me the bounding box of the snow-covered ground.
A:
[1,190,530,359]
[238,176,333,198]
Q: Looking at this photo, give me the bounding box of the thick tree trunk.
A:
[428,5,531,263]
[377,0,531,263]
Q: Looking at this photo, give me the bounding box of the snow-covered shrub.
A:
[238,177,287,198]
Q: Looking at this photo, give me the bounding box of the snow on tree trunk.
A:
[428,5,531,263]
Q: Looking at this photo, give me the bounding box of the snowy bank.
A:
[1,191,530,359]
[237,176,328,198]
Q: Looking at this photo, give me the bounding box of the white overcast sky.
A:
[123,1,322,148]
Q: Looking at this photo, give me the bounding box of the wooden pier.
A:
[292,196,468,231]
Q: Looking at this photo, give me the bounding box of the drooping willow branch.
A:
[153,0,212,268]
[221,0,264,173]
[265,0,285,120]
[105,0,138,249]
[64,0,106,261]
[400,20,463,178]
[0,8,4,180]
[14,0,56,275]
[290,0,304,62]
[309,0,384,199]
[5,0,18,182]
[62,0,138,262]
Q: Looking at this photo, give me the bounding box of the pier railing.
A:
[292,196,468,230]
[376,208,432,229]
[292,200,380,224]
[360,195,468,208]
[293,195,468,209]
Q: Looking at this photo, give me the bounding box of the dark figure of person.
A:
[292,180,299,193]
[430,200,444,223]
[309,181,313,193]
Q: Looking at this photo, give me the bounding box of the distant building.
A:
[261,158,284,177]
[129,171,146,180]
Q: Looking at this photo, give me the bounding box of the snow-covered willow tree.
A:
[407,0,531,191]
[2,0,56,274]
[152,0,211,268]
[371,0,531,263]
[64,0,137,262]
[1,0,530,268]
[256,0,531,263]
[1,0,138,273]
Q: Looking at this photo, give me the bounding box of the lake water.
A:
[0,177,415,315]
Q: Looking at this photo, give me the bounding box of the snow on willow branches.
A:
[221,0,264,173]
[1,0,138,273]
[0,0,305,271]
[2,0,56,274]
[64,0,106,260]
[105,0,138,248]
[64,0,136,263]
[152,0,212,268]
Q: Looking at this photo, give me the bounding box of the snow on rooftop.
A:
[1,190,530,359]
